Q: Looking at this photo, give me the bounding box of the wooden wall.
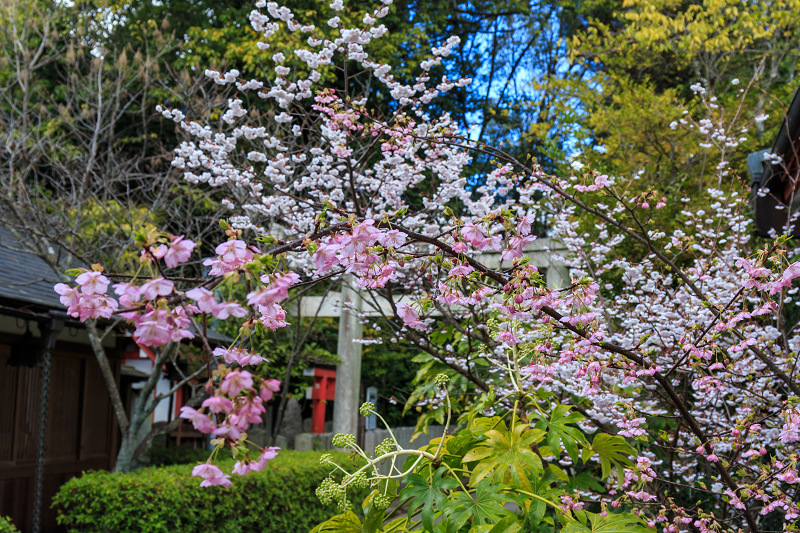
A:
[0,337,118,532]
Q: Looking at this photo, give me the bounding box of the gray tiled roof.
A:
[0,227,65,309]
[0,227,233,345]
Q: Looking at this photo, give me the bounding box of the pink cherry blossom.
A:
[201,396,234,414]
[75,271,109,295]
[192,463,232,488]
[776,469,799,484]
[140,277,174,300]
[260,379,281,401]
[247,272,300,307]
[221,370,254,398]
[186,287,219,313]
[232,461,252,476]
[516,215,536,237]
[396,303,426,331]
[377,229,406,248]
[213,347,266,366]
[54,283,80,308]
[448,263,474,277]
[68,293,118,320]
[164,235,196,268]
[252,446,280,471]
[179,406,216,434]
[216,240,252,263]
[213,301,247,320]
[461,223,484,247]
[113,282,142,307]
[259,303,288,330]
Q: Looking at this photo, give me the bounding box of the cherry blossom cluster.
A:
[182,368,282,486]
[55,0,800,528]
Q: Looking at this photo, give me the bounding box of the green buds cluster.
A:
[319,453,333,466]
[316,477,348,510]
[434,373,450,387]
[349,471,369,489]
[359,401,376,417]
[371,493,392,510]
[332,433,357,449]
[375,437,396,456]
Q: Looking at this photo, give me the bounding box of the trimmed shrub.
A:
[147,444,232,466]
[0,516,18,533]
[53,450,367,533]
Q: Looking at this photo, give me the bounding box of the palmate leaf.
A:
[400,467,459,532]
[309,510,362,533]
[462,422,545,491]
[382,517,414,533]
[531,404,588,464]
[562,511,651,533]
[581,433,636,481]
[444,479,511,533]
[526,466,565,529]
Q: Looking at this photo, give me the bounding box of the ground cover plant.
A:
[53,0,800,531]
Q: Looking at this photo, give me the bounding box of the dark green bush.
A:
[147,443,232,466]
[0,516,18,533]
[53,450,368,533]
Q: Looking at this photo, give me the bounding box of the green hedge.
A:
[53,451,367,533]
[0,516,18,533]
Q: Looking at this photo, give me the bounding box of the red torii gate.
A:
[307,367,337,433]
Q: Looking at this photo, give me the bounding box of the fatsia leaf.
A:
[463,423,545,491]
[362,495,388,533]
[531,404,587,464]
[526,467,563,528]
[581,433,635,481]
[563,522,593,533]
[444,479,510,533]
[400,467,459,532]
[563,511,651,533]
[382,517,413,533]
[309,510,362,533]
[487,514,523,533]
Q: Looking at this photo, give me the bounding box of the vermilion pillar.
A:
[311,368,336,433]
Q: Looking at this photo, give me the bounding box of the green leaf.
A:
[564,512,651,533]
[382,517,412,533]
[487,514,522,533]
[531,404,587,464]
[463,421,544,491]
[526,467,563,528]
[400,468,459,532]
[362,496,387,533]
[563,522,592,533]
[570,472,606,493]
[444,479,511,533]
[581,434,635,481]
[310,511,362,533]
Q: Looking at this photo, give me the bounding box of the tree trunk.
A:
[86,321,130,432]
[113,429,136,473]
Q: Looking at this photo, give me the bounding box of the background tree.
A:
[0,0,231,472]
[560,0,800,188]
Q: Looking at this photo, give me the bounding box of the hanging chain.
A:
[31,349,52,533]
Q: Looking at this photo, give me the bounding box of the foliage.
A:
[147,444,233,466]
[54,0,800,530]
[313,391,646,532]
[361,331,422,427]
[562,0,800,190]
[53,451,368,533]
[0,516,18,533]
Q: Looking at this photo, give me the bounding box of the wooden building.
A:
[0,228,121,532]
[749,86,800,236]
